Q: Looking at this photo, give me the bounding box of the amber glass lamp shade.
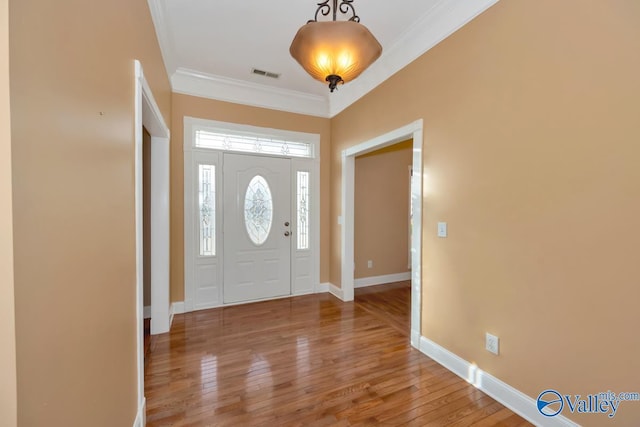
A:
[290,21,382,92]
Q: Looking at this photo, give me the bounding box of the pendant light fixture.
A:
[290,0,382,92]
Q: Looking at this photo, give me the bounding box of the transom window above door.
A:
[195,129,314,158]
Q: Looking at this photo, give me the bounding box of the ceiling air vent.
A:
[251,68,280,79]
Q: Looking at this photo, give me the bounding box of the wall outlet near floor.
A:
[367,260,373,268]
[486,333,499,355]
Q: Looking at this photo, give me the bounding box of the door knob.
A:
[284,231,291,237]
[284,221,290,227]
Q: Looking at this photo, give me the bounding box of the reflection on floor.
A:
[355,280,411,336]
[144,282,531,426]
[144,318,152,366]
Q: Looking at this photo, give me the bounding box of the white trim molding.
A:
[315,282,330,293]
[171,301,185,315]
[182,117,321,312]
[329,0,500,116]
[169,302,184,328]
[172,68,330,118]
[329,284,344,301]
[149,133,171,336]
[341,120,423,349]
[167,285,346,302]
[134,60,171,415]
[147,0,177,76]
[132,397,146,427]
[354,272,411,288]
[151,0,499,118]
[418,337,579,427]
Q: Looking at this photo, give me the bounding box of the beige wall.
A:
[9,0,171,425]
[0,0,17,424]
[170,94,331,302]
[331,1,640,425]
[354,140,412,279]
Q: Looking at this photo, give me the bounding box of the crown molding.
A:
[328,0,500,117]
[172,68,330,118]
[147,0,177,75]
[152,0,499,118]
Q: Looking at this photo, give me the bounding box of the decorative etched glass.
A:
[198,164,215,256]
[244,175,273,245]
[297,171,309,250]
[196,130,313,158]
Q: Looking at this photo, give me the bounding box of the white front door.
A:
[223,153,292,303]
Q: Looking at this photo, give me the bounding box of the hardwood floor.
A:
[144,318,153,367]
[145,282,531,426]
[354,281,410,336]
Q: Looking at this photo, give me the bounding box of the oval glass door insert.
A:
[244,175,273,245]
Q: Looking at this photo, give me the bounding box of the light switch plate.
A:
[486,333,499,355]
[437,222,447,237]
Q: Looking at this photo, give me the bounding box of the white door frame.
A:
[341,120,423,348]
[134,60,171,424]
[183,117,321,312]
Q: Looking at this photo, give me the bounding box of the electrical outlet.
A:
[486,333,499,355]
[367,260,373,268]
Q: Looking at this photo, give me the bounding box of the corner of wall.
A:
[418,336,578,427]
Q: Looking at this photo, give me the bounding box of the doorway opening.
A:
[341,120,423,348]
[142,126,152,361]
[134,60,171,426]
[183,117,321,311]
[353,139,413,334]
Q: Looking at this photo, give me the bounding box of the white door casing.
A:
[134,60,171,426]
[223,154,291,303]
[183,117,320,311]
[341,120,423,349]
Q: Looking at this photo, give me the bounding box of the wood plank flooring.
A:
[145,282,531,426]
[144,318,152,366]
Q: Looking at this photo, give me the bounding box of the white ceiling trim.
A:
[151,0,499,119]
[172,68,330,118]
[147,0,177,76]
[329,0,500,117]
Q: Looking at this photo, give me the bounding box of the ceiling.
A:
[148,0,498,117]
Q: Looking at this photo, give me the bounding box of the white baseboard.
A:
[411,329,421,350]
[143,306,151,319]
[171,301,185,314]
[329,283,344,301]
[354,272,411,288]
[316,282,330,293]
[170,301,185,328]
[133,398,146,427]
[418,337,578,427]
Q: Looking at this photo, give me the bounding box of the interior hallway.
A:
[144,282,531,426]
